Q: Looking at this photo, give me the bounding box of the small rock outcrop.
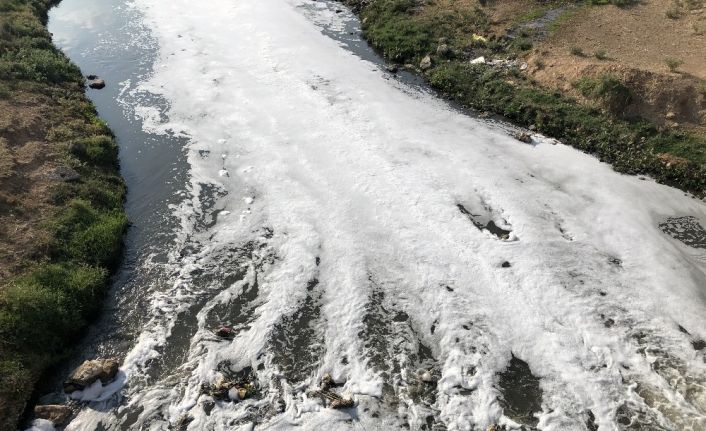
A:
[420,55,432,70]
[63,358,119,393]
[34,405,72,426]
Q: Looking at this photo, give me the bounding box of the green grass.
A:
[574,74,632,113]
[361,0,489,63]
[0,0,127,427]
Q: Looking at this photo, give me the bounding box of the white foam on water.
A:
[63,0,706,429]
[25,419,55,431]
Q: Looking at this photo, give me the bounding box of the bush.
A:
[52,199,127,267]
[569,46,585,56]
[0,264,107,353]
[69,135,119,167]
[665,57,683,72]
[0,48,81,83]
[574,75,632,112]
[665,3,681,18]
[594,50,608,60]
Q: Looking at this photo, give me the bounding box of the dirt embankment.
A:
[0,0,127,427]
[520,0,706,134]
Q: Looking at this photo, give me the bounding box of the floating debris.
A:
[309,374,354,409]
[513,132,533,144]
[214,325,235,339]
[203,376,255,401]
[420,370,436,384]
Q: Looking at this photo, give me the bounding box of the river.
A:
[37,0,706,430]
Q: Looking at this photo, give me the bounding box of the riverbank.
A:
[0,0,127,427]
[342,0,706,197]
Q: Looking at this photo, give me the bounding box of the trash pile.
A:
[307,374,355,409]
[202,376,256,402]
[470,57,528,70]
[201,365,258,402]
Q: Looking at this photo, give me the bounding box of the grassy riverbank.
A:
[0,0,127,426]
[343,0,706,196]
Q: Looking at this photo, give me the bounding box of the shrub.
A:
[69,135,119,167]
[0,264,107,353]
[0,48,81,83]
[512,37,533,51]
[594,50,608,60]
[574,75,632,112]
[666,5,681,18]
[665,57,684,72]
[570,46,585,56]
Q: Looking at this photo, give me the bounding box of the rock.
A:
[385,64,399,74]
[419,55,432,70]
[501,261,511,268]
[88,78,106,89]
[34,405,71,426]
[513,132,533,143]
[215,325,235,338]
[330,397,354,409]
[86,74,98,80]
[48,166,80,182]
[665,111,676,120]
[63,358,119,393]
[470,56,486,65]
[519,62,529,70]
[528,124,537,131]
[436,43,450,57]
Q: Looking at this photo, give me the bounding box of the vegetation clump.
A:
[665,57,684,73]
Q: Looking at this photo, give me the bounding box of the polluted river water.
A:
[38,0,706,429]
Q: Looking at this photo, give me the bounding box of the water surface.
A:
[41,0,706,430]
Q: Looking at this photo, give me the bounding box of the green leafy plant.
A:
[665,57,684,72]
